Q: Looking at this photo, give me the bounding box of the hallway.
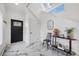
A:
[0,3,79,56]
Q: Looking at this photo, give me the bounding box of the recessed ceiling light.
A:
[15,3,19,5]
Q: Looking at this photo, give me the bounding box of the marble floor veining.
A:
[3,41,67,56]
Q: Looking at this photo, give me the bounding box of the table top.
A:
[53,35,76,40]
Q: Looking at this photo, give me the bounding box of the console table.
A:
[52,35,76,55]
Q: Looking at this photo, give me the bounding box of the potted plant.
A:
[65,27,75,39]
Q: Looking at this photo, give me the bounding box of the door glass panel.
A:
[13,22,21,27]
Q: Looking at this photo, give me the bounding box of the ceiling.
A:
[4,3,28,15]
[2,3,79,22]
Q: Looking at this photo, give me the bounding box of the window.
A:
[49,4,64,13]
[13,22,22,27]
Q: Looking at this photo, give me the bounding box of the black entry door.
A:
[11,19,23,43]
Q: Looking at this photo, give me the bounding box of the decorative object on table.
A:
[53,28,60,36]
[63,45,69,52]
[65,27,75,39]
[60,34,64,37]
[58,43,64,50]
[47,20,54,30]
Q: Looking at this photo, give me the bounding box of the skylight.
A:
[49,4,64,14]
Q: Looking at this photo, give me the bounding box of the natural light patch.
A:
[49,4,64,14]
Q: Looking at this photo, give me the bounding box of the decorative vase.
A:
[67,32,74,39]
[53,28,60,36]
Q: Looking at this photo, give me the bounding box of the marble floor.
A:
[3,41,69,56]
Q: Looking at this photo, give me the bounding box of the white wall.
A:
[21,3,42,44]
[23,14,30,45]
[29,15,40,43]
[40,11,79,55]
[26,8,41,44]
[0,4,6,44]
[0,10,3,45]
[64,3,79,21]
[0,4,7,55]
[4,10,25,44]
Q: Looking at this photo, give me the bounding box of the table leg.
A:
[69,39,72,55]
[55,37,56,47]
